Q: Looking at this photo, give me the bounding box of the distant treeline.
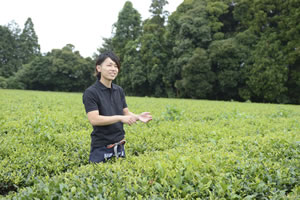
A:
[0,0,299,104]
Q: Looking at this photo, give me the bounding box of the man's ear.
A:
[96,65,101,73]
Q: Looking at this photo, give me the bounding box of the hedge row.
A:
[0,89,299,199]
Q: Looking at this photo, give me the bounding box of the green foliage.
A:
[132,0,169,97]
[14,44,94,92]
[0,76,7,89]
[0,18,40,79]
[177,48,215,99]
[232,0,300,103]
[149,0,169,17]
[0,90,90,196]
[19,18,40,65]
[111,1,142,62]
[1,89,299,199]
[163,0,299,103]
[101,1,143,89]
[167,0,231,99]
[246,34,289,102]
[0,24,22,78]
[119,40,147,96]
[209,38,247,100]
[161,105,183,121]
[139,18,168,97]
[97,37,114,54]
[1,0,299,104]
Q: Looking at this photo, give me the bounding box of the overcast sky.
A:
[0,0,183,58]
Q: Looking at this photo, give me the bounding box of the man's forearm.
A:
[128,111,139,120]
[89,115,122,126]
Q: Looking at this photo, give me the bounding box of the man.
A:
[83,51,152,163]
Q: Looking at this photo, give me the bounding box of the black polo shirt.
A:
[82,81,128,147]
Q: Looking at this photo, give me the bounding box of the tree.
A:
[233,0,300,103]
[209,38,246,100]
[138,0,169,97]
[164,1,193,97]
[177,48,215,99]
[0,23,21,78]
[97,1,142,88]
[119,40,148,96]
[91,0,300,103]
[0,19,40,82]
[111,1,142,62]
[19,18,40,65]
[15,44,94,92]
[169,0,228,99]
[149,0,169,20]
[97,37,114,54]
[246,34,289,102]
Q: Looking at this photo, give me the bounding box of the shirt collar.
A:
[96,80,117,90]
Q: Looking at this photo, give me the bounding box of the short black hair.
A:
[94,51,121,79]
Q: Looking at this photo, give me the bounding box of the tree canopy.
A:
[1,0,299,104]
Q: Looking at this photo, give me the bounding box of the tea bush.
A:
[0,89,299,199]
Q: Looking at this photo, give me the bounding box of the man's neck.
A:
[100,78,112,88]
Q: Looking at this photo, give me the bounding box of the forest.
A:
[0,0,299,104]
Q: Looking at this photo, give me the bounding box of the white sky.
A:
[0,0,183,58]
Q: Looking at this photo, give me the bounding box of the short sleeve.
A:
[120,88,128,109]
[82,89,99,113]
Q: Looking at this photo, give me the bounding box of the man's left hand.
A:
[138,112,152,123]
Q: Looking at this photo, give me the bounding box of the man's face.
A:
[97,57,119,81]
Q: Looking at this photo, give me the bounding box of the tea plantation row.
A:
[0,89,299,199]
